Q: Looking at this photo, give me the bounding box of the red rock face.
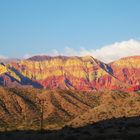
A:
[110,56,140,91]
[0,55,139,92]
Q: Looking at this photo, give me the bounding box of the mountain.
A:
[0,87,140,132]
[110,56,140,91]
[0,55,139,91]
[0,87,102,130]
[0,55,140,139]
[68,90,140,128]
[0,63,42,88]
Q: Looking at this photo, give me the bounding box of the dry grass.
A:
[0,87,140,133]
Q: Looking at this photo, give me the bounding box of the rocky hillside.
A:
[68,90,140,128]
[0,87,140,132]
[0,87,100,130]
[110,56,140,91]
[0,55,139,91]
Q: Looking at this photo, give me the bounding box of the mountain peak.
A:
[27,55,97,62]
[81,55,95,60]
[27,55,71,61]
[111,55,140,68]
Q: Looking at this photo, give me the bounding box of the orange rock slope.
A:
[0,55,139,91]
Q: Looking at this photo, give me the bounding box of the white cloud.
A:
[50,39,140,63]
[23,39,140,63]
[90,39,140,62]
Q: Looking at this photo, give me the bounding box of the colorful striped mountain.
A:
[0,55,139,92]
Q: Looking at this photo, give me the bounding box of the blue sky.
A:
[0,0,140,58]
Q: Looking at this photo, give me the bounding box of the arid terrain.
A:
[0,55,139,140]
[0,87,140,139]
